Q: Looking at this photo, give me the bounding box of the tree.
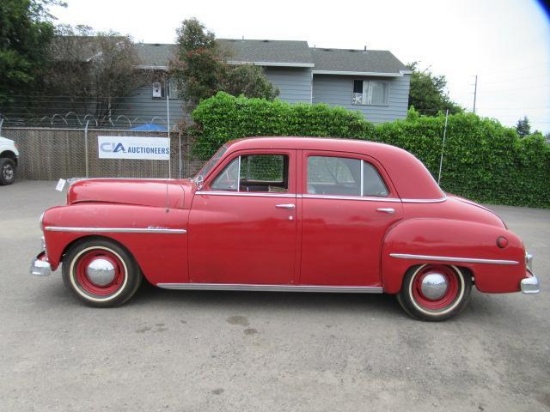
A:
[407,62,463,116]
[515,116,531,138]
[174,18,223,108]
[221,64,279,101]
[0,0,64,104]
[173,18,278,109]
[39,25,144,123]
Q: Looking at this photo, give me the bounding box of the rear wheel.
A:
[0,158,16,185]
[62,239,142,307]
[397,264,472,321]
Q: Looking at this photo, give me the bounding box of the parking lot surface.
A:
[1,180,549,412]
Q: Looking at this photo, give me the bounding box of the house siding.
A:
[117,83,185,128]
[264,67,312,103]
[312,74,410,123]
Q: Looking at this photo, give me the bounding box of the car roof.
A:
[225,137,445,200]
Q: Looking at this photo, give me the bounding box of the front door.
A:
[188,151,297,285]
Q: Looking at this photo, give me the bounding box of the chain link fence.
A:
[1,127,204,181]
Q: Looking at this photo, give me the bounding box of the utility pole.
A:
[473,75,478,114]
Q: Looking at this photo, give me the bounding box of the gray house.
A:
[128,39,411,129]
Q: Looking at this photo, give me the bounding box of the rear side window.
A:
[362,162,388,197]
[307,156,388,197]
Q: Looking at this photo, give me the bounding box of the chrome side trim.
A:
[390,253,519,266]
[401,196,447,204]
[302,194,447,203]
[45,226,187,234]
[302,194,402,202]
[196,191,446,204]
[157,283,383,293]
[196,191,295,199]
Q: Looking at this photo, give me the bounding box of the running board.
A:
[156,283,383,293]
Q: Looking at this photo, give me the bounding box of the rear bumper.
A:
[521,271,540,294]
[521,253,539,294]
[30,252,51,277]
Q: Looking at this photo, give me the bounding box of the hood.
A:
[67,179,192,209]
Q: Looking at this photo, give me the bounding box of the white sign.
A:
[56,179,66,191]
[98,136,170,160]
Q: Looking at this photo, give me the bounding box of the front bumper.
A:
[30,252,51,277]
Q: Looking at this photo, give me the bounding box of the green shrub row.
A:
[191,92,550,208]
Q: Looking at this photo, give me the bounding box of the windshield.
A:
[193,145,228,182]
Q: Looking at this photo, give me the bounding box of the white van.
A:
[0,136,19,185]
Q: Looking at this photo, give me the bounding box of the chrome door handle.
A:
[377,207,395,214]
[275,204,296,210]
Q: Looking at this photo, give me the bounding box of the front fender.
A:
[42,203,190,283]
[381,218,526,294]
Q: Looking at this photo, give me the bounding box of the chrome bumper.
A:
[521,272,540,294]
[30,255,51,276]
[521,253,539,294]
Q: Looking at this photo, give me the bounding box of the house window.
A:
[352,80,388,105]
[152,81,163,98]
[152,79,178,99]
[168,78,179,99]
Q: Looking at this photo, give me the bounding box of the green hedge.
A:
[190,92,374,159]
[191,92,550,208]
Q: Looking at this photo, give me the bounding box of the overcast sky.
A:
[51,0,550,134]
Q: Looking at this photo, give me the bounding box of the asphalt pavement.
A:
[1,180,549,412]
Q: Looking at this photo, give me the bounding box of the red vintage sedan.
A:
[30,137,539,321]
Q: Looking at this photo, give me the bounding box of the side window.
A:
[307,156,388,197]
[211,157,240,191]
[308,156,361,196]
[211,154,289,192]
[363,162,389,196]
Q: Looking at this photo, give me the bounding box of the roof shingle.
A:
[134,39,407,74]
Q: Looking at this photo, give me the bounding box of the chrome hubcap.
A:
[420,273,449,300]
[86,258,116,286]
[2,165,13,179]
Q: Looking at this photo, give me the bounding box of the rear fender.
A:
[381,219,526,294]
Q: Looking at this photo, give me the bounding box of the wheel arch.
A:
[382,259,474,295]
[60,234,146,280]
[1,150,18,163]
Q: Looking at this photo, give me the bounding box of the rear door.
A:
[299,151,403,286]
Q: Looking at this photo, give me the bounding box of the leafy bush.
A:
[191,93,550,208]
[191,92,373,159]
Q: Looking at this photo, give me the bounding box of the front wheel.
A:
[62,239,142,307]
[0,158,16,185]
[397,264,472,321]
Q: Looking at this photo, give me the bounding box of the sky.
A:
[50,0,550,134]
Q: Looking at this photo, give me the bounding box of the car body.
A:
[30,137,539,321]
[0,136,19,185]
